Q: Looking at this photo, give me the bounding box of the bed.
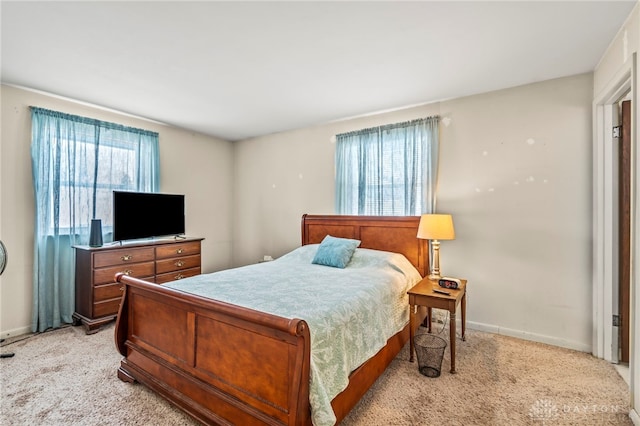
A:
[114,214,429,425]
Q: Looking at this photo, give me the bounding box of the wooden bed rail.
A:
[114,272,312,425]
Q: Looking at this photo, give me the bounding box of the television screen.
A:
[113,191,185,242]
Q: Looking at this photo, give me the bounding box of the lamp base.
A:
[428,273,442,281]
[428,239,442,282]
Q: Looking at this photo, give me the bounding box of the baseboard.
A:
[630,408,639,425]
[467,320,592,353]
[1,325,32,340]
[425,312,592,352]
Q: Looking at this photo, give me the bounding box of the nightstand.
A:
[408,277,467,373]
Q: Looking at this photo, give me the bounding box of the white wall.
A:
[0,84,234,337]
[234,73,594,352]
[439,75,592,351]
[594,5,639,99]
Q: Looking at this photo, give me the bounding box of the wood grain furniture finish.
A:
[155,240,202,284]
[73,237,203,334]
[408,277,467,373]
[114,215,428,426]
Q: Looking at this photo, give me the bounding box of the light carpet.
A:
[0,323,631,425]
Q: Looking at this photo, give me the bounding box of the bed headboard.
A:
[301,214,428,277]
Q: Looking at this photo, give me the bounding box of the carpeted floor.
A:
[0,323,631,425]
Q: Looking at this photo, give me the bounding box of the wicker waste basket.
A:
[414,333,447,378]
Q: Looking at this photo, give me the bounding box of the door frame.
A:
[593,53,640,424]
[592,55,633,363]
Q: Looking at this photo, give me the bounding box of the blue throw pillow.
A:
[312,235,361,268]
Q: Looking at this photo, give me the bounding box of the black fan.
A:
[0,240,6,275]
[1,240,14,358]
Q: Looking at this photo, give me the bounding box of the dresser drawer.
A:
[93,277,153,302]
[93,297,121,318]
[93,261,155,285]
[93,247,155,268]
[155,266,201,284]
[94,282,125,302]
[156,254,201,274]
[156,241,201,260]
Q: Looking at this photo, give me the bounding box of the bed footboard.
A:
[114,273,312,426]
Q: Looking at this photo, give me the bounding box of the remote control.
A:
[433,289,451,295]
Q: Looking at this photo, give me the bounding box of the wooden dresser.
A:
[73,237,203,334]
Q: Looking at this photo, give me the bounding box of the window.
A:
[30,107,160,332]
[335,116,439,216]
[55,136,138,231]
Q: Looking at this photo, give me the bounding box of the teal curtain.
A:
[30,107,160,332]
[335,116,439,215]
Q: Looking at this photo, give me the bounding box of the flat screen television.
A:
[113,191,185,242]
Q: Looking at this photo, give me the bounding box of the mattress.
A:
[166,244,422,426]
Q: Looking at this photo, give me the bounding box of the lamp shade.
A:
[417,214,455,240]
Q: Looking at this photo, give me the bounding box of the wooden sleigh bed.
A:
[114,214,429,425]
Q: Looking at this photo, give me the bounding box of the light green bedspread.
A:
[166,244,421,426]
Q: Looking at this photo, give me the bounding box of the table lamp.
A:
[417,214,455,280]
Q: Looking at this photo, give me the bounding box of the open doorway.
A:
[614,97,631,366]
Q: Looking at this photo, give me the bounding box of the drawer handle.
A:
[175,260,185,267]
[119,287,125,291]
[123,269,133,275]
[121,255,132,261]
[175,274,185,280]
[176,248,184,254]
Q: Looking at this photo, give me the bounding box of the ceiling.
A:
[1,1,636,141]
